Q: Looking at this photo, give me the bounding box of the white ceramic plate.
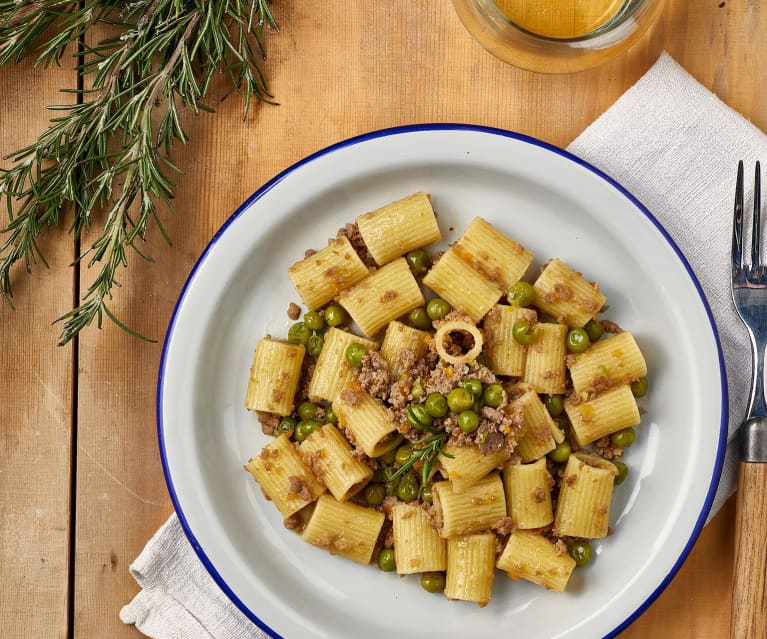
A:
[158,125,727,639]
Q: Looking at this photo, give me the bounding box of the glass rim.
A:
[483,0,647,45]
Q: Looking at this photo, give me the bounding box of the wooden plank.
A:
[0,50,76,639]
[69,0,754,637]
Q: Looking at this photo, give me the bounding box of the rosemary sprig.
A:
[390,431,454,499]
[0,0,278,345]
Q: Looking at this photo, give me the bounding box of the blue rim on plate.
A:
[157,123,728,639]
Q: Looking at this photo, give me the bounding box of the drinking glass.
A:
[452,0,665,73]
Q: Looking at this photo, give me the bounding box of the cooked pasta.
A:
[245,338,305,416]
[302,494,385,565]
[299,424,373,501]
[288,236,370,310]
[532,258,606,327]
[496,531,576,592]
[336,257,425,337]
[356,192,441,265]
[392,502,447,574]
[445,533,496,606]
[245,434,326,519]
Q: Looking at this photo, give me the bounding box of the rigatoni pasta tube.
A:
[451,217,533,290]
[299,424,373,501]
[423,247,504,323]
[496,531,576,592]
[523,322,567,395]
[483,304,537,377]
[503,458,553,529]
[445,533,496,606]
[307,328,377,403]
[302,494,384,565]
[509,383,560,462]
[332,383,403,457]
[392,503,446,575]
[245,434,325,519]
[532,258,606,327]
[288,236,370,310]
[553,453,617,539]
[336,257,425,337]
[439,442,509,493]
[433,316,484,366]
[355,192,441,265]
[432,473,506,538]
[380,320,429,376]
[564,384,640,446]
[245,338,305,416]
[568,331,647,396]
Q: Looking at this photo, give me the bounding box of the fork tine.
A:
[734,160,744,269]
[752,161,761,267]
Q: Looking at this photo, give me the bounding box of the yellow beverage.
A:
[493,0,627,39]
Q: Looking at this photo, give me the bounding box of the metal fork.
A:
[730,160,767,639]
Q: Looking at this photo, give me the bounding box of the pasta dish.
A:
[242,192,648,606]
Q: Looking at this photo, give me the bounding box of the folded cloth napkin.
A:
[121,52,762,639]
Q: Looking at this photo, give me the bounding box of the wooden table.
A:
[0,1,754,637]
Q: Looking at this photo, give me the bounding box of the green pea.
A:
[303,310,325,332]
[584,319,604,342]
[395,445,413,467]
[447,387,474,413]
[344,342,367,367]
[379,448,396,465]
[457,410,480,433]
[611,427,636,448]
[373,465,393,483]
[408,307,433,330]
[420,571,446,593]
[407,404,434,430]
[364,483,386,506]
[613,461,629,485]
[406,248,431,275]
[463,378,483,398]
[324,304,349,327]
[512,319,539,345]
[545,394,565,417]
[411,380,424,399]
[397,473,419,501]
[570,541,593,567]
[424,392,448,417]
[506,281,535,307]
[631,376,648,398]
[306,333,324,357]
[483,383,504,408]
[297,401,319,421]
[473,397,484,413]
[548,441,571,463]
[294,419,321,442]
[324,407,338,425]
[287,321,310,345]
[420,483,433,504]
[426,297,451,321]
[385,477,401,496]
[378,548,396,572]
[566,328,591,353]
[277,416,297,436]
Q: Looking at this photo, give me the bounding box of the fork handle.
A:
[731,418,767,638]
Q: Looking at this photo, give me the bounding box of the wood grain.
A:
[731,463,767,638]
[0,52,76,639]
[0,0,764,638]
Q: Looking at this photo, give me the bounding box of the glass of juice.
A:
[452,0,664,73]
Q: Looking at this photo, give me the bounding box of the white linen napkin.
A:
[121,52,761,639]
